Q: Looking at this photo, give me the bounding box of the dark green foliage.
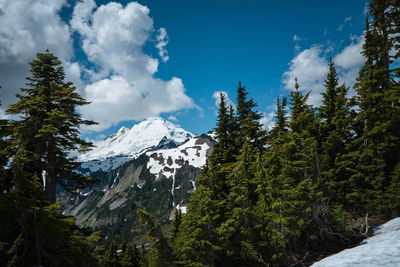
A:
[6,50,97,203]
[318,59,354,215]
[119,242,141,267]
[103,241,121,267]
[348,0,400,216]
[289,78,316,135]
[236,81,266,149]
[270,96,288,138]
[137,209,172,266]
[0,52,100,266]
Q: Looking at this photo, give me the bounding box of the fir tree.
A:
[236,81,265,149]
[119,242,141,267]
[1,52,100,266]
[270,96,288,139]
[210,92,234,165]
[103,241,121,267]
[138,209,172,266]
[350,0,400,215]
[318,59,354,210]
[288,78,315,135]
[6,50,97,203]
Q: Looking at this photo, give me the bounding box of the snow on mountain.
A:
[79,117,195,162]
[146,137,210,179]
[146,135,214,205]
[312,217,400,267]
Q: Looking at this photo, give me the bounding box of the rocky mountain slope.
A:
[60,117,215,242]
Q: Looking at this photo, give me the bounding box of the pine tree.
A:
[318,59,354,211]
[171,208,182,240]
[6,50,97,203]
[137,209,172,266]
[236,81,265,149]
[119,242,141,267]
[270,96,288,139]
[217,142,262,266]
[288,78,315,135]
[1,52,100,266]
[350,0,400,216]
[210,92,235,165]
[103,241,121,267]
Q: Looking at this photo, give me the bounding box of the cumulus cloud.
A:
[283,35,365,105]
[71,0,194,131]
[334,35,364,69]
[0,0,195,131]
[283,46,329,105]
[0,0,73,107]
[212,91,235,110]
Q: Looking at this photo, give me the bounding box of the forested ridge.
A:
[1,0,399,266]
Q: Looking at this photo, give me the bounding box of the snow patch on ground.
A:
[312,217,400,267]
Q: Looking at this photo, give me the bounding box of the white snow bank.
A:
[312,217,400,267]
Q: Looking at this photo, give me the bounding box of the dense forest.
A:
[1,0,399,266]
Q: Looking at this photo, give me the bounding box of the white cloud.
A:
[334,35,364,69]
[0,0,195,131]
[71,0,194,131]
[212,91,235,110]
[0,0,73,108]
[260,111,275,130]
[283,35,365,105]
[283,46,329,105]
[156,28,170,63]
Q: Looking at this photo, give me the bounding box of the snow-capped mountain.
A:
[60,118,215,239]
[80,117,194,162]
[79,117,195,172]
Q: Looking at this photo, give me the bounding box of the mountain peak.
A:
[80,118,195,161]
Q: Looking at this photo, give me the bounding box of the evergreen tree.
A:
[318,59,354,211]
[119,242,141,267]
[138,209,172,266]
[350,0,400,216]
[236,81,265,149]
[217,142,262,266]
[173,185,222,266]
[103,241,121,267]
[6,50,97,203]
[171,208,183,240]
[210,92,235,165]
[270,96,288,139]
[288,78,315,135]
[0,52,100,266]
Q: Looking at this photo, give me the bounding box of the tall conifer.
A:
[7,50,97,203]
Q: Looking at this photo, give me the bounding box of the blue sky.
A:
[0,0,368,139]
